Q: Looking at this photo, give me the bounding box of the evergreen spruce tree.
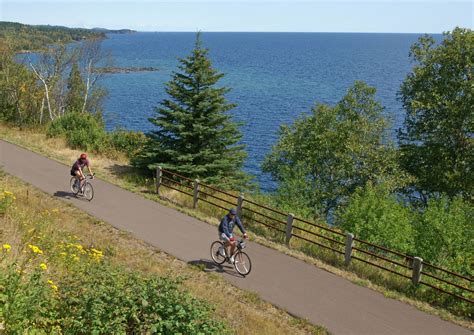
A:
[66,61,86,113]
[134,34,249,188]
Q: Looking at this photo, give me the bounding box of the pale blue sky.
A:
[1,0,472,33]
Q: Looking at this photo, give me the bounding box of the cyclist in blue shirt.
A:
[218,208,248,263]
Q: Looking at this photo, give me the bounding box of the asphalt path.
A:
[0,139,471,335]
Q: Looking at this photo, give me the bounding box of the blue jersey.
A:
[218,214,246,238]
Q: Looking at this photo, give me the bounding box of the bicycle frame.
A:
[223,238,246,258]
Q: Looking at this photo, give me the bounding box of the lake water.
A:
[99,32,432,190]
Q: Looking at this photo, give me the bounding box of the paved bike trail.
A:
[0,140,471,335]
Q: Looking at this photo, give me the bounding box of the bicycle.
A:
[210,237,252,276]
[70,174,94,201]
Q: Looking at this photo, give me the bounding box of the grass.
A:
[0,171,329,335]
[0,123,472,330]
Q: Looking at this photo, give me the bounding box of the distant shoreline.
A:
[93,66,159,74]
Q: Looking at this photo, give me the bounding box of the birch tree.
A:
[28,45,74,121]
[78,38,109,114]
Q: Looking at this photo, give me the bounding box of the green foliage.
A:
[0,190,15,215]
[337,182,415,254]
[414,196,473,276]
[399,27,474,200]
[47,112,110,153]
[133,33,250,189]
[0,21,105,52]
[47,113,150,157]
[65,62,86,113]
[109,128,147,158]
[55,264,227,334]
[0,192,229,334]
[0,43,41,125]
[0,259,227,334]
[263,81,408,218]
[0,265,58,333]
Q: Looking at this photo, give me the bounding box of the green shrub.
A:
[47,112,110,153]
[56,262,228,334]
[413,196,473,316]
[414,196,473,276]
[0,264,58,333]
[337,182,415,254]
[109,128,147,157]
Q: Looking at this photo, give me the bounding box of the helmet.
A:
[80,153,87,160]
[229,208,237,215]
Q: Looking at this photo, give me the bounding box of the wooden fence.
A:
[155,167,474,305]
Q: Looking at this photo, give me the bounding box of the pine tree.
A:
[65,61,86,113]
[134,33,249,189]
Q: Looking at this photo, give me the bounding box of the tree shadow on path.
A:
[105,164,136,179]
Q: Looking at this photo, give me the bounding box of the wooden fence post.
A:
[344,233,354,266]
[412,257,423,285]
[237,194,244,217]
[193,179,200,209]
[285,213,295,246]
[156,166,162,195]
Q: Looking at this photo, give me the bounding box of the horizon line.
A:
[130,30,445,34]
[1,21,457,35]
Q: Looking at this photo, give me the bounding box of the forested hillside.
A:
[0,21,133,51]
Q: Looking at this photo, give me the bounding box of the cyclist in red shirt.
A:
[70,153,94,192]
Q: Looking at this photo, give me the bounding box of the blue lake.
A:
[99,32,434,190]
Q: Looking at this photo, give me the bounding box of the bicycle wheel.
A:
[83,182,94,201]
[70,177,80,194]
[233,251,251,276]
[210,241,226,265]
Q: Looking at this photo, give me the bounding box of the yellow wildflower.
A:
[2,191,15,200]
[2,244,11,252]
[90,248,102,254]
[89,248,104,262]
[59,252,67,257]
[51,208,59,214]
[47,280,58,291]
[40,263,47,270]
[28,244,43,254]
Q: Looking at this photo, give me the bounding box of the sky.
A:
[1,0,472,33]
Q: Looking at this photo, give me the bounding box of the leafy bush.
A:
[47,112,110,153]
[109,128,147,157]
[414,196,473,276]
[0,243,228,334]
[0,264,58,333]
[337,182,415,254]
[56,263,228,334]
